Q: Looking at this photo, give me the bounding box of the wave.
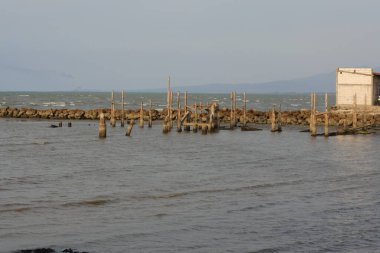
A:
[61,199,112,207]
[0,198,114,214]
[130,179,304,201]
[250,247,282,253]
[42,102,66,107]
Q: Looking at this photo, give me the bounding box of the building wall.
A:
[336,68,374,105]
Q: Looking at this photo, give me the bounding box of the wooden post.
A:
[167,76,171,112]
[343,117,347,131]
[126,119,134,136]
[177,92,182,132]
[121,90,125,127]
[199,102,202,130]
[363,94,367,130]
[233,91,237,126]
[243,92,247,127]
[139,101,144,128]
[230,92,234,128]
[162,79,171,133]
[310,93,317,136]
[277,104,282,132]
[166,76,171,130]
[99,113,106,138]
[58,121,62,127]
[271,106,276,132]
[352,93,357,128]
[110,90,116,127]
[324,93,329,137]
[193,102,198,133]
[200,102,203,122]
[201,124,208,135]
[309,92,313,133]
[148,100,153,128]
[184,91,190,131]
[312,93,317,136]
[169,91,173,129]
[162,115,170,134]
[68,121,72,127]
[208,103,215,132]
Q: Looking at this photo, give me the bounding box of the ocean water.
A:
[0,92,336,112]
[0,118,379,253]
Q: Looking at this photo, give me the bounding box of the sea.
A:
[0,92,379,253]
[0,91,336,112]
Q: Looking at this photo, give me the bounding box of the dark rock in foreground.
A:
[14,248,89,253]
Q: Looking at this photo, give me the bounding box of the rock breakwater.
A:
[1,107,380,127]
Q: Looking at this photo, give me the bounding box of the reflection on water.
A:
[0,119,379,253]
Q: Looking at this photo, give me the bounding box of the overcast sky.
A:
[1,0,379,91]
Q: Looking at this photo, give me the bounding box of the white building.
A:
[336,68,380,106]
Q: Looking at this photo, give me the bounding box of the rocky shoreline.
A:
[1,107,380,127]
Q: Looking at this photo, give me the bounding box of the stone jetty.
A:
[1,106,380,127]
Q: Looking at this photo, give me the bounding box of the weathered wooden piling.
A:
[352,94,357,128]
[68,121,72,127]
[363,94,367,130]
[271,106,276,132]
[200,101,203,128]
[162,119,170,134]
[99,113,107,138]
[243,92,247,127]
[201,124,208,135]
[139,101,144,128]
[148,100,153,128]
[270,105,281,132]
[209,102,218,132]
[343,118,348,131]
[184,91,190,132]
[176,92,182,132]
[110,91,116,127]
[324,93,329,137]
[126,119,134,136]
[233,92,237,126]
[310,93,317,136]
[277,105,282,132]
[169,91,173,129]
[58,121,62,127]
[193,102,198,133]
[167,77,173,129]
[230,92,234,128]
[166,76,171,125]
[121,90,125,127]
[163,77,173,133]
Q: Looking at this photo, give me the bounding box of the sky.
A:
[0,0,379,91]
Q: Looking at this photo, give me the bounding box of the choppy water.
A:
[0,118,379,253]
[0,92,336,112]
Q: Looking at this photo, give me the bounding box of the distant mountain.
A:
[159,71,336,94]
[0,64,75,91]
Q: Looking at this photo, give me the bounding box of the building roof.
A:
[338,68,380,77]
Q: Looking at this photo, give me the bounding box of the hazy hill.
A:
[164,71,336,94]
